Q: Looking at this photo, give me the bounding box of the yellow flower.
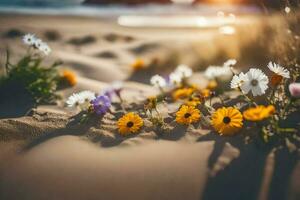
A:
[243,105,275,121]
[62,69,77,86]
[185,96,201,107]
[201,88,211,98]
[207,80,218,90]
[172,88,194,100]
[131,58,145,71]
[176,105,201,125]
[118,112,144,136]
[211,107,243,136]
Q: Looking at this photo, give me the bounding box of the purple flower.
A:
[91,95,111,115]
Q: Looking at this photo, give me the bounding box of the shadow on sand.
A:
[198,132,299,200]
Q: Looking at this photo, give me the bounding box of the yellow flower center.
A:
[223,116,231,124]
[127,121,134,128]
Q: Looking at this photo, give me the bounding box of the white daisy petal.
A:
[66,90,96,109]
[240,68,269,96]
[267,62,290,78]
[22,33,36,46]
[174,64,193,78]
[150,75,167,88]
[169,72,182,86]
[230,72,248,89]
[204,65,232,79]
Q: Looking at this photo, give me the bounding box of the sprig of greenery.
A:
[1,49,62,104]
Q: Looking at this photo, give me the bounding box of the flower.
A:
[243,105,275,121]
[204,65,232,79]
[172,88,194,100]
[39,42,51,55]
[174,64,193,79]
[118,112,143,136]
[240,68,269,96]
[223,59,237,68]
[150,75,167,88]
[207,80,218,90]
[91,95,111,115]
[201,88,211,98]
[34,38,43,49]
[267,62,290,86]
[230,72,248,89]
[289,83,300,98]
[185,96,201,107]
[169,72,182,87]
[101,81,124,99]
[22,33,36,46]
[267,62,290,78]
[211,107,243,135]
[176,105,201,125]
[131,58,145,71]
[66,90,96,108]
[62,70,77,86]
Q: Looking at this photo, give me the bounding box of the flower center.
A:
[127,121,134,128]
[223,116,231,124]
[251,79,258,86]
[184,113,191,118]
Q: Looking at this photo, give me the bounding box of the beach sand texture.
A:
[0,13,299,200]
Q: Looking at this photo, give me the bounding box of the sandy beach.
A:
[0,12,299,200]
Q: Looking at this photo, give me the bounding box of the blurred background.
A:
[0,0,299,84]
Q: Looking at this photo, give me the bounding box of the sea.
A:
[0,0,260,17]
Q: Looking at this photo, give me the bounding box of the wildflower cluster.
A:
[0,33,76,104]
[66,81,124,123]
[66,60,299,148]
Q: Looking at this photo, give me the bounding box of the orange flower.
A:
[211,107,243,136]
[176,105,201,125]
[62,70,77,86]
[172,88,194,100]
[207,80,218,90]
[131,58,145,71]
[201,88,211,98]
[243,105,275,121]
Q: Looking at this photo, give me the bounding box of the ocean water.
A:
[0,0,260,16]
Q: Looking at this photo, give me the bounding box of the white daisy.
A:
[39,43,51,55]
[240,68,269,96]
[224,59,237,68]
[169,72,182,86]
[174,64,193,78]
[267,62,290,78]
[22,34,36,46]
[230,72,248,89]
[150,75,167,88]
[66,90,96,108]
[204,65,232,79]
[34,38,43,49]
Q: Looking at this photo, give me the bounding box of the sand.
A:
[0,13,299,200]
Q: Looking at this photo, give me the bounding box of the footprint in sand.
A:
[67,35,97,46]
[2,28,25,39]
[94,51,118,59]
[103,33,134,43]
